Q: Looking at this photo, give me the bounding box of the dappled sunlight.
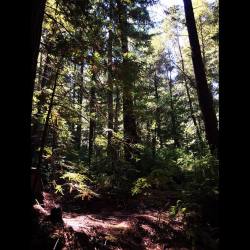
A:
[61,208,188,249]
[31,0,219,248]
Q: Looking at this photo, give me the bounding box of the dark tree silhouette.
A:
[183,0,218,154]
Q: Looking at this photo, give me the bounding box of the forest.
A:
[31,0,219,249]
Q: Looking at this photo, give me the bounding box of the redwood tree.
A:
[117,0,138,162]
[30,0,47,202]
[183,0,218,153]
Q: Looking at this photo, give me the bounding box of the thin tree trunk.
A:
[52,116,58,151]
[37,65,61,171]
[31,0,47,108]
[70,64,77,133]
[114,84,120,133]
[37,54,52,115]
[167,70,180,148]
[33,63,61,196]
[88,80,96,167]
[152,129,156,160]
[183,0,218,154]
[176,33,203,148]
[146,120,151,145]
[41,54,52,88]
[113,84,121,161]
[153,74,163,148]
[32,53,51,156]
[76,64,84,149]
[107,11,114,161]
[38,52,43,89]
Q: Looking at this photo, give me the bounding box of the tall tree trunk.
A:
[117,0,138,162]
[88,81,96,167]
[37,54,52,116]
[69,64,77,134]
[153,74,163,148]
[183,0,218,154]
[146,120,151,145]
[176,33,203,148]
[114,84,120,133]
[30,0,47,202]
[31,0,47,108]
[38,52,43,89]
[37,65,61,171]
[113,83,121,161]
[32,53,52,160]
[52,116,58,151]
[107,4,114,161]
[152,129,156,160]
[40,54,52,88]
[33,63,61,197]
[76,64,84,149]
[167,70,180,148]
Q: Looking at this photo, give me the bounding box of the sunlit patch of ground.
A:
[62,210,187,249]
[33,192,190,249]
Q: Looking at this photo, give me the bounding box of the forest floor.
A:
[32,192,191,250]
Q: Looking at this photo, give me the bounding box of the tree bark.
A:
[88,81,96,167]
[146,120,151,145]
[38,52,43,89]
[114,84,120,133]
[107,5,114,161]
[30,0,47,202]
[183,0,218,154]
[153,74,163,148]
[152,129,156,160]
[117,0,138,162]
[76,64,84,149]
[113,83,121,161]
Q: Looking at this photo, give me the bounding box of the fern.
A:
[131,177,151,196]
[55,184,64,195]
[59,171,98,200]
[61,172,91,183]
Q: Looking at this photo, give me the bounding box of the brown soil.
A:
[31,192,190,250]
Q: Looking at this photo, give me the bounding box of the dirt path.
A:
[35,192,189,250]
[62,210,186,249]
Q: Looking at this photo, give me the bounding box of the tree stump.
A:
[50,205,63,224]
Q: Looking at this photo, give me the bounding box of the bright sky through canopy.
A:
[148,0,183,24]
[148,0,215,24]
[148,0,218,96]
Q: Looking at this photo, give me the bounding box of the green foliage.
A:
[131,177,151,196]
[169,200,185,217]
[95,135,107,147]
[43,146,53,157]
[55,184,64,195]
[148,169,174,189]
[61,172,91,183]
[95,173,114,190]
[57,171,98,200]
[32,0,219,247]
